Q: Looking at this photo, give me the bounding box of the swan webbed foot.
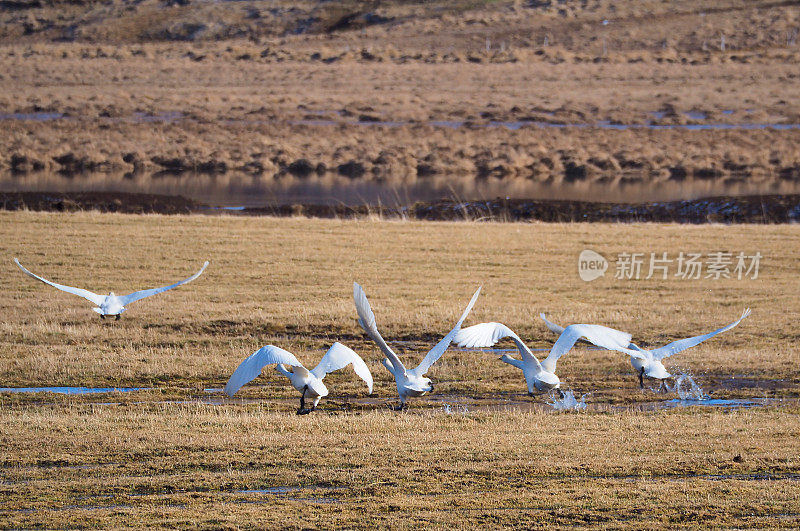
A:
[391,402,407,411]
[557,389,566,400]
[114,314,120,321]
[100,314,105,320]
[296,407,314,415]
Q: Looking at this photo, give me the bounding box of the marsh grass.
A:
[2,403,800,528]
[1,212,797,391]
[1,212,799,527]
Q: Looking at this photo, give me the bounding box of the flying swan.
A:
[353,282,481,410]
[540,309,751,389]
[224,342,373,414]
[14,258,209,319]
[455,321,634,396]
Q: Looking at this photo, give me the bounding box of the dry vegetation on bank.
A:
[1,0,799,195]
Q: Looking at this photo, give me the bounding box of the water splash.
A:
[441,403,468,415]
[673,374,708,400]
[547,389,589,411]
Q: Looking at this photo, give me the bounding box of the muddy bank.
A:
[0,191,199,214]
[245,194,800,223]
[407,195,800,223]
[3,190,798,223]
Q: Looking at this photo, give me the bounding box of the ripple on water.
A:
[662,398,776,409]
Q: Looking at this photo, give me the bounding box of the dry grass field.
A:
[1,212,799,527]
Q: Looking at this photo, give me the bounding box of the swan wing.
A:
[14,258,105,306]
[412,286,481,376]
[544,323,643,372]
[353,282,406,374]
[650,308,751,360]
[224,345,304,396]
[455,321,541,369]
[117,261,209,306]
[311,342,373,393]
[539,313,566,335]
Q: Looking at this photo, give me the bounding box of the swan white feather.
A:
[14,258,209,318]
[540,309,751,387]
[455,321,637,394]
[224,342,372,414]
[354,282,480,408]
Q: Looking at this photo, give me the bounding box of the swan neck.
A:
[381,358,397,376]
[275,364,292,378]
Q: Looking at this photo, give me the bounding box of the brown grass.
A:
[1,1,800,190]
[1,212,797,391]
[2,404,800,528]
[1,212,799,527]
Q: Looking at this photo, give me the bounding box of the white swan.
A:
[455,321,634,396]
[540,309,751,389]
[14,258,208,319]
[353,282,481,410]
[224,342,373,414]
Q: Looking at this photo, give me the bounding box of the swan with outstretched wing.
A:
[456,321,636,396]
[353,282,481,410]
[14,258,208,319]
[225,342,373,414]
[540,309,751,389]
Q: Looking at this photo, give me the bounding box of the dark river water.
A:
[2,171,798,207]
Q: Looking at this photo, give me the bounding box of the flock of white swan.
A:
[13,258,751,414]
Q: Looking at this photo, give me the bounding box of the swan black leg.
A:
[100,314,105,320]
[114,314,120,321]
[297,385,311,415]
[638,368,645,389]
[557,389,566,400]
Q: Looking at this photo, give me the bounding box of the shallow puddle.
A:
[660,398,777,409]
[230,485,343,504]
[236,487,301,494]
[292,116,800,131]
[0,386,150,394]
[0,112,66,121]
[2,109,797,132]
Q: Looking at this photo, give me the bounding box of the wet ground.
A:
[2,190,799,223]
[1,373,795,414]
[3,109,800,131]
